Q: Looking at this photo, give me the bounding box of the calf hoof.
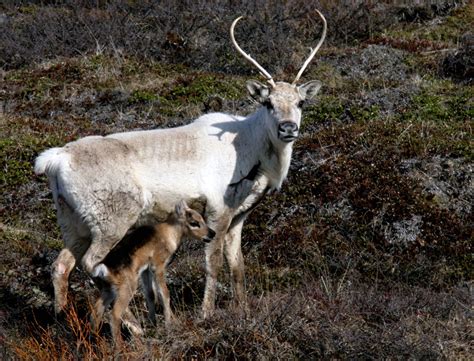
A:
[122,309,144,336]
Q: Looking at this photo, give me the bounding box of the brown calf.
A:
[91,200,215,345]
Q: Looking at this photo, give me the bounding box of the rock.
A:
[338,45,410,84]
[400,157,473,218]
[441,32,474,84]
[384,215,423,246]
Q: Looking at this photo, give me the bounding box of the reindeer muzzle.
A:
[278,121,299,142]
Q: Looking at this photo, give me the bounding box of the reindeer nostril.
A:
[278,121,298,133]
[278,121,299,142]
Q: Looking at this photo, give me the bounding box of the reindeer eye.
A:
[298,100,305,108]
[262,100,273,110]
[190,221,200,228]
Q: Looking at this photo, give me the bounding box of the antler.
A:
[230,16,276,87]
[292,9,327,85]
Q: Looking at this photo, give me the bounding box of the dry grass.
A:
[4,278,471,359]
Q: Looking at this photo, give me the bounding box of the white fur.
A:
[34,147,68,175]
[92,263,109,279]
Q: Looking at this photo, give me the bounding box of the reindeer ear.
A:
[246,80,270,103]
[175,200,188,218]
[298,80,322,100]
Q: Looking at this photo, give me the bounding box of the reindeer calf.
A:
[91,200,215,345]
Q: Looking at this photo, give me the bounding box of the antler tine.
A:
[292,9,327,85]
[231,16,276,87]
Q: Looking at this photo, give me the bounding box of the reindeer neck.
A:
[263,140,293,190]
[248,108,294,190]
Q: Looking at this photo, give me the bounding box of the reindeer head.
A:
[175,200,216,242]
[231,10,326,143]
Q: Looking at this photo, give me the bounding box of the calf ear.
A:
[246,80,270,103]
[298,80,322,100]
[185,209,197,223]
[175,200,187,218]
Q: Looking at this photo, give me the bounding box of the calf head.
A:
[175,200,216,242]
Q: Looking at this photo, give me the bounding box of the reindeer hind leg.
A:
[52,197,91,314]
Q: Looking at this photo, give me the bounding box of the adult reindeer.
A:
[35,10,327,318]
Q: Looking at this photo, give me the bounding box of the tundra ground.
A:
[1,2,472,359]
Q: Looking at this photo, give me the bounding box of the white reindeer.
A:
[34,10,327,319]
[91,200,215,346]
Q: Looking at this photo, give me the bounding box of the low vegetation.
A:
[1,1,472,359]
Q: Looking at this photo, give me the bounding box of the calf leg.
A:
[110,278,138,347]
[155,266,174,327]
[84,220,150,337]
[91,286,115,333]
[140,267,157,325]
[121,308,144,336]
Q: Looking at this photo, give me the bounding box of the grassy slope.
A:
[1,3,472,359]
